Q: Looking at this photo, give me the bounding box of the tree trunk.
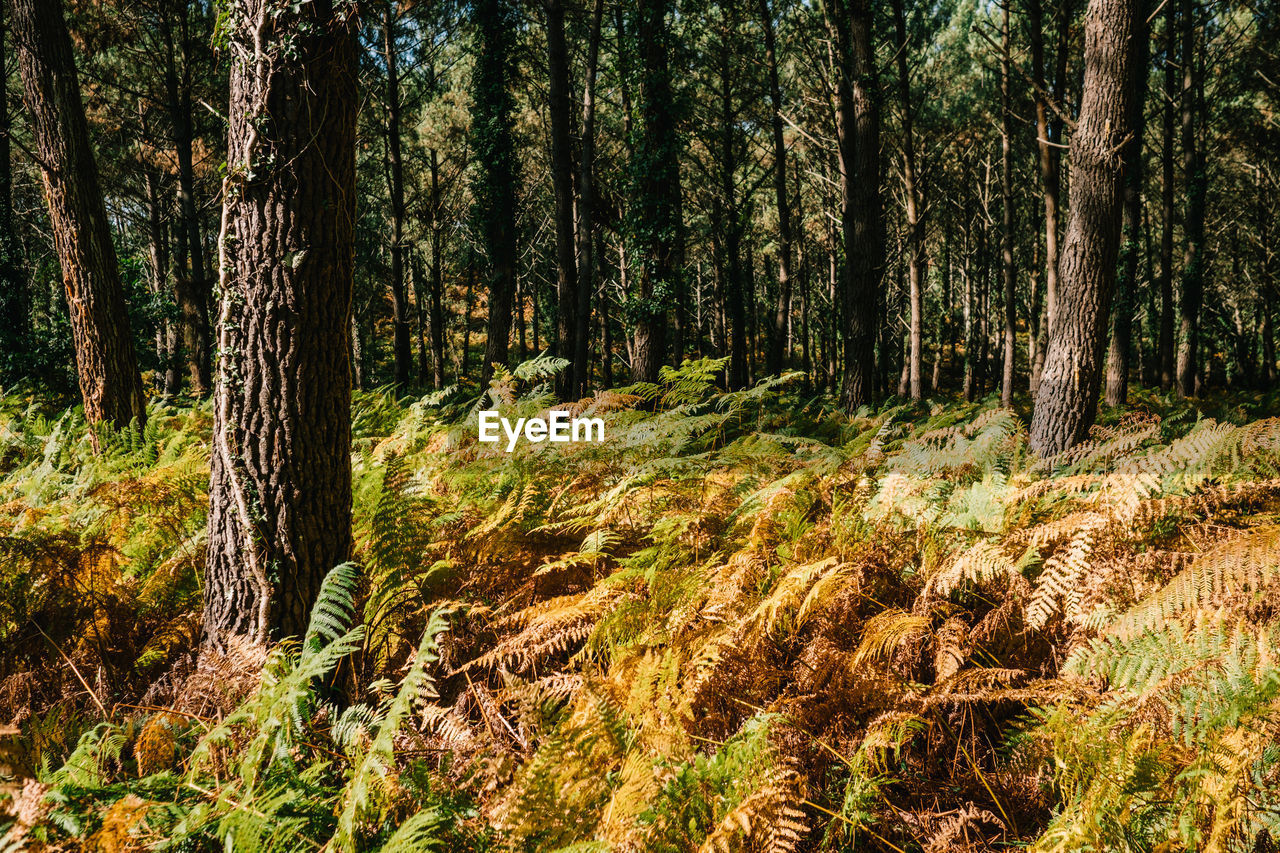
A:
[824,0,881,410]
[428,149,447,390]
[0,7,27,380]
[384,0,411,389]
[1175,0,1205,397]
[1105,1,1150,406]
[1029,0,1143,456]
[143,161,176,394]
[762,0,794,378]
[1158,0,1176,390]
[159,2,212,396]
[12,0,146,431]
[573,0,604,396]
[891,0,925,401]
[717,26,748,390]
[1028,0,1069,395]
[629,0,683,382]
[545,0,579,399]
[472,0,519,385]
[204,0,357,649]
[999,0,1016,407]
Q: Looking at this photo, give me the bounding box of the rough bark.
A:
[472,0,519,384]
[824,0,881,410]
[629,0,683,382]
[12,0,147,431]
[1029,0,1143,456]
[204,0,357,649]
[1104,2,1149,406]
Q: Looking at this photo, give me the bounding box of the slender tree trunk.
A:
[825,0,881,410]
[143,162,175,393]
[12,0,146,430]
[1028,0,1068,394]
[891,0,925,401]
[573,0,604,396]
[160,4,212,396]
[544,0,579,398]
[428,149,446,389]
[1105,1,1150,406]
[1000,0,1016,406]
[0,8,27,379]
[204,0,357,649]
[933,214,951,391]
[461,257,475,382]
[1175,0,1205,397]
[473,0,519,384]
[410,248,429,383]
[762,0,794,378]
[1030,0,1143,455]
[1158,0,1176,390]
[384,0,411,388]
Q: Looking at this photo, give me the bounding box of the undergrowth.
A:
[5,363,1280,850]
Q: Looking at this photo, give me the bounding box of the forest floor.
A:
[4,359,1280,851]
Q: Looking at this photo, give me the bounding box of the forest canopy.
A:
[1,0,1280,849]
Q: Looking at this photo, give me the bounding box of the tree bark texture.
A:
[204,0,357,650]
[472,0,519,384]
[1104,1,1149,406]
[11,0,147,431]
[629,0,684,382]
[1030,0,1143,456]
[824,0,881,410]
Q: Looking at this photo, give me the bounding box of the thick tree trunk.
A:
[762,0,794,378]
[204,0,357,649]
[12,0,146,430]
[573,0,604,397]
[1105,2,1149,406]
[473,0,518,384]
[999,0,1016,407]
[629,0,683,382]
[1175,0,1205,397]
[545,0,579,399]
[825,0,881,410]
[1030,0,1143,456]
[384,0,411,389]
